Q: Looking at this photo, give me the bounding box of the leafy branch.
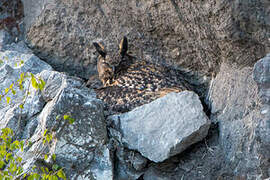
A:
[0,68,68,179]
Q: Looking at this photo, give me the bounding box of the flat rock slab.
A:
[109,91,210,162]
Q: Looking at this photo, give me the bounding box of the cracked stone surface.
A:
[208,59,270,178]
[0,45,52,137]
[24,0,269,81]
[0,45,113,179]
[23,70,112,179]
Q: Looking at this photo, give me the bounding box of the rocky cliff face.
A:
[23,0,269,78]
[0,0,269,179]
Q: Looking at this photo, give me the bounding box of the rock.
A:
[19,70,113,180]
[0,88,44,139]
[253,53,270,104]
[0,49,52,110]
[106,134,147,180]
[0,47,52,74]
[0,0,24,40]
[114,147,147,180]
[109,91,210,163]
[143,167,171,180]
[208,62,269,178]
[253,54,270,179]
[131,151,148,171]
[22,116,39,139]
[213,0,270,66]
[24,0,269,80]
[132,123,226,180]
[0,48,52,137]
[0,30,15,49]
[0,46,113,179]
[21,0,49,31]
[1,41,33,54]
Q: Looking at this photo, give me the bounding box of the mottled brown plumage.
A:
[90,37,192,113]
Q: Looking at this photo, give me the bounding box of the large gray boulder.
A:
[109,91,210,163]
[23,0,269,81]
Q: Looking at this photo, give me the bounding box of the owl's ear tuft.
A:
[119,36,128,56]
[93,42,106,58]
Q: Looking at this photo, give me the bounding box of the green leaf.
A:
[46,133,52,143]
[52,164,59,171]
[6,152,13,161]
[20,141,24,151]
[55,115,60,120]
[13,140,20,148]
[28,141,33,147]
[20,60,24,66]
[40,167,45,173]
[52,175,59,180]
[63,115,69,120]
[17,166,23,175]
[6,96,11,104]
[69,117,75,124]
[43,129,48,136]
[20,72,25,79]
[10,143,16,150]
[41,173,46,180]
[9,83,13,89]
[63,115,75,124]
[38,78,46,90]
[52,154,56,161]
[3,170,8,175]
[57,169,66,180]
[19,104,24,109]
[33,173,41,180]
[44,154,48,160]
[0,160,5,169]
[31,74,38,89]
[19,83,23,91]
[11,89,16,95]
[16,156,22,163]
[27,175,34,180]
[9,162,17,174]
[8,128,13,135]
[45,167,49,173]
[5,88,9,94]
